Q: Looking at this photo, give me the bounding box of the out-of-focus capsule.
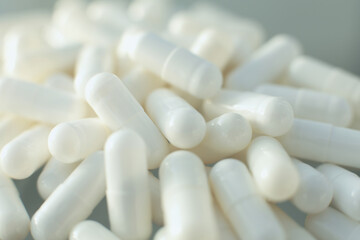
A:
[45,73,74,92]
[0,116,33,150]
[70,220,120,240]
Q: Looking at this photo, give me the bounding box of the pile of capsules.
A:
[1,0,360,239]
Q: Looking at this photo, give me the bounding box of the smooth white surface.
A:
[70,220,121,240]
[210,159,285,240]
[213,201,238,240]
[85,72,169,169]
[202,90,294,136]
[105,129,151,240]
[146,88,206,149]
[0,115,33,150]
[148,172,163,226]
[45,73,74,92]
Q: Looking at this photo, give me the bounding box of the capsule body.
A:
[0,116,33,150]
[255,84,353,127]
[210,159,285,240]
[70,221,120,240]
[278,118,360,168]
[85,72,169,169]
[202,89,294,136]
[105,129,151,239]
[160,151,218,240]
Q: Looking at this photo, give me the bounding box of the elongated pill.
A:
[146,88,206,149]
[202,89,294,136]
[213,202,238,240]
[48,118,109,163]
[148,172,163,226]
[317,164,360,221]
[70,221,121,240]
[210,159,285,240]
[160,151,218,240]
[123,29,222,99]
[105,129,151,239]
[291,159,333,214]
[0,116,33,150]
[31,151,106,240]
[191,112,252,164]
[0,170,30,240]
[85,72,169,169]
[247,136,299,202]
[278,118,360,168]
[0,77,89,124]
[255,84,353,127]
[305,207,360,240]
[1,124,51,179]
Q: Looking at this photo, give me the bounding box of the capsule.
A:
[191,112,252,164]
[105,129,151,239]
[31,151,106,240]
[0,170,30,240]
[70,220,121,240]
[146,88,206,149]
[45,73,74,92]
[317,164,360,221]
[37,157,79,199]
[202,89,294,136]
[0,115,33,150]
[123,29,222,99]
[0,77,89,124]
[210,159,285,240]
[305,207,360,240]
[1,124,51,179]
[160,151,218,240]
[278,118,360,168]
[291,159,333,214]
[85,72,168,169]
[148,172,163,226]
[213,201,238,240]
[48,118,109,163]
[247,136,299,202]
[255,84,353,127]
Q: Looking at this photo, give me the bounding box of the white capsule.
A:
[0,115,33,150]
[31,151,105,240]
[1,124,51,179]
[45,73,74,92]
[146,88,206,149]
[317,164,360,221]
[210,159,285,240]
[148,172,163,226]
[85,72,169,169]
[0,77,89,124]
[74,45,113,97]
[48,118,109,163]
[123,29,222,99]
[37,157,79,199]
[213,202,238,240]
[0,170,30,240]
[291,159,333,214]
[278,118,360,168]
[226,35,301,90]
[160,151,218,240]
[255,84,353,127]
[70,220,120,240]
[305,207,360,240]
[105,129,151,239]
[202,89,294,136]
[271,205,316,240]
[191,112,252,164]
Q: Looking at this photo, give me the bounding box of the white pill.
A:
[85,72,169,169]
[31,151,105,240]
[146,88,206,149]
[278,118,360,168]
[271,205,316,240]
[317,164,360,221]
[213,202,238,240]
[160,151,218,240]
[70,220,120,240]
[305,207,360,240]
[0,115,33,150]
[45,73,74,92]
[191,112,252,164]
[0,170,30,240]
[74,45,113,97]
[123,29,222,99]
[1,124,51,179]
[37,157,79,199]
[202,89,294,136]
[255,84,353,127]
[226,35,301,90]
[0,77,89,124]
[148,172,163,226]
[210,159,285,240]
[105,129,151,240]
[48,118,109,163]
[291,159,333,214]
